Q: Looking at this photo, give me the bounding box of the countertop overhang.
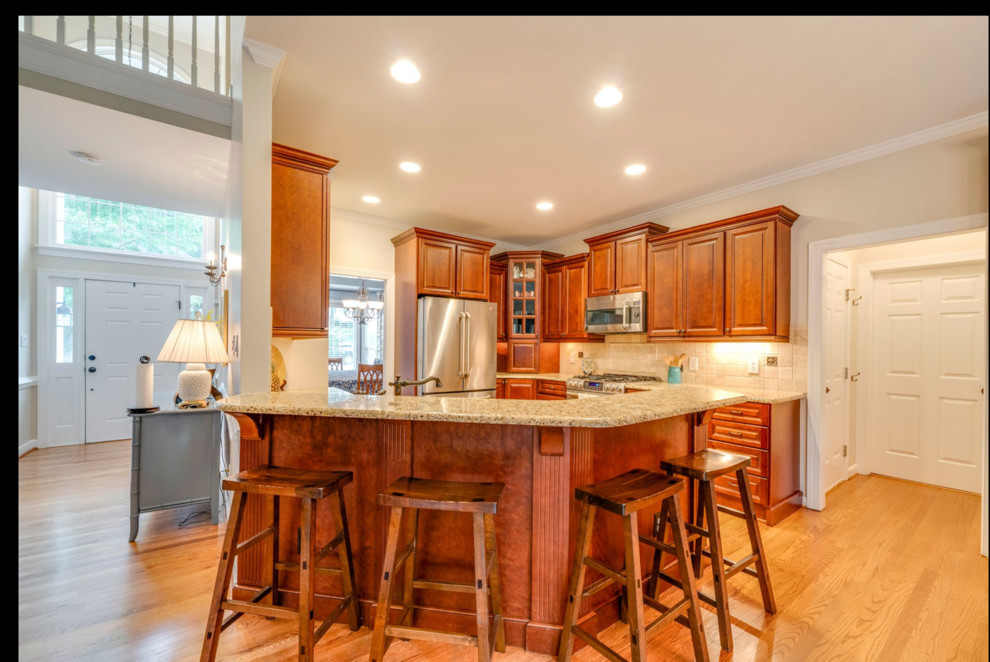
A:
[218,383,758,428]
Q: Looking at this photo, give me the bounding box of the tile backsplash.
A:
[559,325,808,393]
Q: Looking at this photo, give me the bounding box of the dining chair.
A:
[328,357,343,371]
[354,364,384,395]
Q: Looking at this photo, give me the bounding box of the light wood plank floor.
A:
[19,440,988,661]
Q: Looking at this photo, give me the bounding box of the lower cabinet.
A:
[503,378,537,400]
[705,399,801,526]
[536,379,567,400]
[495,378,566,400]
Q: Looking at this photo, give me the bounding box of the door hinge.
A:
[845,289,851,302]
[177,300,182,309]
[843,445,848,458]
[844,367,848,379]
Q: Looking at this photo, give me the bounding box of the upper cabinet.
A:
[646,206,797,341]
[391,228,495,300]
[271,143,338,338]
[491,250,562,373]
[543,254,604,342]
[584,222,669,297]
[488,260,507,342]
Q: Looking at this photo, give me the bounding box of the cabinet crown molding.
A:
[583,221,669,246]
[491,250,565,262]
[391,226,495,250]
[272,142,338,174]
[648,205,800,244]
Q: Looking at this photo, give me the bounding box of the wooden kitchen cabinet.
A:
[491,250,563,373]
[647,231,724,339]
[271,143,338,337]
[584,222,669,297]
[646,206,797,342]
[504,378,537,400]
[392,228,495,300]
[542,254,604,342]
[705,399,801,526]
[489,260,507,342]
[536,379,567,400]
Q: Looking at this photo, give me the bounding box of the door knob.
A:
[88,355,96,361]
[88,367,96,373]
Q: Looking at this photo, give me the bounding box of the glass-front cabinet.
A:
[510,259,538,336]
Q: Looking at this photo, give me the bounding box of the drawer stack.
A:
[706,400,801,526]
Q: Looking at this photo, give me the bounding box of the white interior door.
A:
[823,256,850,490]
[85,280,181,443]
[47,278,85,446]
[870,262,986,493]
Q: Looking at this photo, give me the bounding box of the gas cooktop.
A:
[565,373,662,394]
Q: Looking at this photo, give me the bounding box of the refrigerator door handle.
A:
[463,312,472,377]
[458,312,465,378]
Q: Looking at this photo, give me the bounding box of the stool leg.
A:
[622,513,647,662]
[692,486,706,580]
[298,497,317,661]
[331,488,361,630]
[263,494,281,610]
[473,513,493,662]
[557,502,595,662]
[201,490,247,662]
[702,479,733,652]
[370,506,404,662]
[736,468,776,614]
[401,507,419,628]
[648,497,670,600]
[484,512,506,653]
[666,496,711,662]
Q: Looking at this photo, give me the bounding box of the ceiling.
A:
[17,17,988,245]
[247,15,988,246]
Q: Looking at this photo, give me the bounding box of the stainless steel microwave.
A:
[585,292,646,333]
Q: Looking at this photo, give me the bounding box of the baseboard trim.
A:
[18,439,38,457]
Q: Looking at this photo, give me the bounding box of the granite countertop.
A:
[217,383,750,428]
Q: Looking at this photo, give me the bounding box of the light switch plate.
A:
[688,356,699,371]
[569,351,577,364]
[747,357,760,374]
[19,334,29,348]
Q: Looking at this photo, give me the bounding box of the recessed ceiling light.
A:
[70,150,102,165]
[625,164,646,176]
[390,59,421,84]
[536,202,554,211]
[594,86,622,108]
[362,195,381,204]
[399,161,421,173]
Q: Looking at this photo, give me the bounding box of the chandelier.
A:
[342,281,384,324]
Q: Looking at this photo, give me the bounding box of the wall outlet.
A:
[578,351,584,358]
[569,351,577,364]
[688,356,699,371]
[766,355,778,366]
[747,357,760,374]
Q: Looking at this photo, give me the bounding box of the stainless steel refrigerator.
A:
[417,296,497,397]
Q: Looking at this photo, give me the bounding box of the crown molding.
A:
[529,111,989,250]
[243,38,285,69]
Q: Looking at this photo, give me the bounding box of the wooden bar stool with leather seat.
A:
[651,449,776,652]
[558,468,710,662]
[201,466,361,662]
[371,477,505,662]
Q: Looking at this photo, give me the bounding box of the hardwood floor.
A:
[19,440,989,661]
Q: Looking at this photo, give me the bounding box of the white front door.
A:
[870,262,987,493]
[85,280,182,443]
[823,255,850,491]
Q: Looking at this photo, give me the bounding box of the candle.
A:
[136,356,154,408]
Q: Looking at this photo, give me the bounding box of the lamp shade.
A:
[156,319,228,364]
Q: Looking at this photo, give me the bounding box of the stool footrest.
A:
[234,526,274,556]
[221,598,297,621]
[655,570,719,610]
[699,549,761,579]
[716,503,747,519]
[572,624,626,662]
[684,522,708,537]
[642,594,692,632]
[638,534,676,556]
[583,556,626,586]
[385,623,478,648]
[314,530,346,567]
[582,574,617,599]
[219,585,272,633]
[274,561,343,575]
[412,579,475,594]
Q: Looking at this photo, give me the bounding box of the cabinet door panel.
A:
[563,261,589,338]
[456,244,489,299]
[725,221,775,336]
[615,234,647,293]
[489,264,507,342]
[647,240,682,338]
[543,266,563,340]
[419,239,458,297]
[588,243,615,296]
[683,232,724,336]
[507,341,539,372]
[505,378,537,400]
[271,162,328,335]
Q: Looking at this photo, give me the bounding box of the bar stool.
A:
[200,466,361,662]
[370,476,505,662]
[652,449,775,652]
[558,468,709,662]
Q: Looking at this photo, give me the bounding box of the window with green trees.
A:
[54,192,212,259]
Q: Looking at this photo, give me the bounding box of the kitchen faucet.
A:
[388,375,442,396]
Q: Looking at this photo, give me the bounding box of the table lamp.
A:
[156,319,228,408]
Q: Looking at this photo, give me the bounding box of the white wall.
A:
[19,187,37,453]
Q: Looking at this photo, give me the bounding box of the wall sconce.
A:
[205,245,227,286]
